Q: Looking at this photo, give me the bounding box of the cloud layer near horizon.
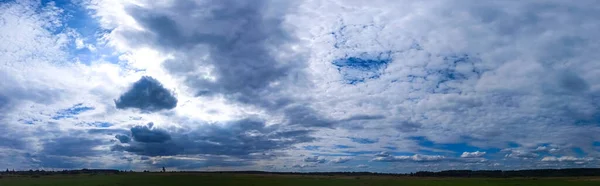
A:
[1,0,600,172]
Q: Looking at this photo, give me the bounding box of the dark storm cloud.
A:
[115,134,131,143]
[112,141,182,157]
[126,0,307,110]
[114,76,177,112]
[112,118,315,157]
[130,123,172,143]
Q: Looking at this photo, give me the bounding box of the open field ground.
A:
[1,173,600,186]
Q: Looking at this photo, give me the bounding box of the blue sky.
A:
[1,0,600,172]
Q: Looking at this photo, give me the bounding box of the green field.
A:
[1,173,599,186]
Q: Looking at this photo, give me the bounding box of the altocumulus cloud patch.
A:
[115,76,177,112]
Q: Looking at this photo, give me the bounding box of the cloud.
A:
[52,103,95,120]
[0,136,26,150]
[149,156,253,169]
[461,151,486,158]
[284,105,333,127]
[130,123,172,143]
[122,0,306,110]
[375,151,392,157]
[331,157,352,164]
[534,146,560,154]
[541,156,594,162]
[349,137,378,144]
[356,164,369,168]
[504,150,540,159]
[292,164,317,168]
[304,156,327,163]
[3,0,600,172]
[115,134,131,143]
[41,137,105,157]
[112,118,315,158]
[332,52,392,84]
[372,154,445,162]
[114,76,177,112]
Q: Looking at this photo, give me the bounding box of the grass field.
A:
[1,173,600,186]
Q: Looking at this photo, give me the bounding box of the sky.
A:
[1,0,600,173]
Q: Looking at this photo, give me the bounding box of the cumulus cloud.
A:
[304,156,327,163]
[534,146,561,154]
[461,151,486,158]
[504,150,539,159]
[331,157,352,164]
[356,164,369,168]
[115,134,131,143]
[114,76,177,112]
[129,123,172,143]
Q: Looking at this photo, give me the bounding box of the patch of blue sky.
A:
[18,118,39,125]
[348,137,378,144]
[507,141,521,148]
[333,145,353,149]
[40,0,120,65]
[409,136,500,156]
[51,103,94,120]
[333,51,393,85]
[383,146,397,150]
[571,147,586,156]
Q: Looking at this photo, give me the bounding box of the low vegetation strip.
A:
[1,173,600,186]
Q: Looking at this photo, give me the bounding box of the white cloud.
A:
[541,156,594,162]
[331,157,352,164]
[461,151,486,158]
[372,154,445,162]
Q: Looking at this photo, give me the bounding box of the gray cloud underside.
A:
[112,118,315,158]
[115,76,178,112]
